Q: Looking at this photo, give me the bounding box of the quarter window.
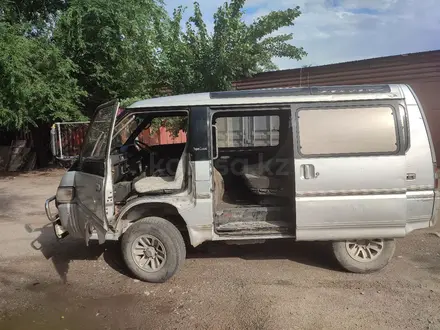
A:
[297,106,398,155]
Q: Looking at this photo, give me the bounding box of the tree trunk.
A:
[31,123,51,168]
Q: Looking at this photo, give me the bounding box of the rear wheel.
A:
[332,238,396,273]
[121,217,186,283]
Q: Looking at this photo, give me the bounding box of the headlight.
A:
[56,187,75,203]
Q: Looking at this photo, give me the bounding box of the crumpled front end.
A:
[44,171,94,244]
[45,194,88,240]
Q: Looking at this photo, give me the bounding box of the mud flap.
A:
[84,222,106,245]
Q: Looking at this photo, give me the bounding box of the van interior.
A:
[211,109,295,235]
[111,109,295,236]
[110,111,189,201]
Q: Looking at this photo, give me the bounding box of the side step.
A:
[216,220,292,235]
[215,206,292,224]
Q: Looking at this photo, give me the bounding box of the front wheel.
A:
[332,239,396,273]
[121,217,186,283]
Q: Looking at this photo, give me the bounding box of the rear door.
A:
[292,101,408,240]
[75,100,119,242]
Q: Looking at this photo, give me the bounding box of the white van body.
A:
[46,84,439,282]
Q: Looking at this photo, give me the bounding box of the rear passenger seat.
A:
[241,136,292,196]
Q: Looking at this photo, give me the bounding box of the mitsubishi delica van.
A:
[45,84,439,282]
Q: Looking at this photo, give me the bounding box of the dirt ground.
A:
[0,169,440,330]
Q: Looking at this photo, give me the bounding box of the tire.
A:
[332,239,396,273]
[121,217,186,283]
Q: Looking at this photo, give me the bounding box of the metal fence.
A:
[50,121,90,160]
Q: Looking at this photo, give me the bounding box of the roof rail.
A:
[210,84,391,99]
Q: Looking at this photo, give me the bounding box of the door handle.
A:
[96,183,102,192]
[300,164,319,180]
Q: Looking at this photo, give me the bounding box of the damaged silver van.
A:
[45,84,439,282]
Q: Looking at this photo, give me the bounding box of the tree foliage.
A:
[160,0,306,94]
[0,0,306,135]
[0,23,85,130]
[54,0,166,114]
[0,0,66,25]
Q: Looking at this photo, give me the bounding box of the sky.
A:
[164,0,440,70]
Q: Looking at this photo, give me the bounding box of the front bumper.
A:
[45,195,68,239]
[45,195,58,223]
[45,195,107,243]
[45,195,79,235]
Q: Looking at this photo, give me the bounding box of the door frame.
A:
[76,100,120,240]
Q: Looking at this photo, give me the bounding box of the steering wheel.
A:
[134,139,154,154]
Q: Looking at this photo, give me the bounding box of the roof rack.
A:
[210,84,391,99]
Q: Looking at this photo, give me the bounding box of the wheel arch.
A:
[116,200,190,245]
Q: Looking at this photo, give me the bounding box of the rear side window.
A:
[297,106,398,156]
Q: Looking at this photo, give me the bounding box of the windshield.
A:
[81,102,119,159]
[112,114,139,149]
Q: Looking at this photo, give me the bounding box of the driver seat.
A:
[133,145,188,194]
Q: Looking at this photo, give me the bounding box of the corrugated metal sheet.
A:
[234,50,440,89]
[233,50,440,162]
[138,127,187,145]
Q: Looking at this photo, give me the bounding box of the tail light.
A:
[434,165,438,190]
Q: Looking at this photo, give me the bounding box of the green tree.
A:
[0,22,86,166]
[0,0,307,166]
[54,0,167,114]
[160,0,306,94]
[0,0,68,39]
[0,0,66,25]
[0,23,85,130]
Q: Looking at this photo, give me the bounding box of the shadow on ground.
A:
[28,223,340,283]
[27,224,129,282]
[186,240,339,271]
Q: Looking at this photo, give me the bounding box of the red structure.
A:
[138,127,187,145]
